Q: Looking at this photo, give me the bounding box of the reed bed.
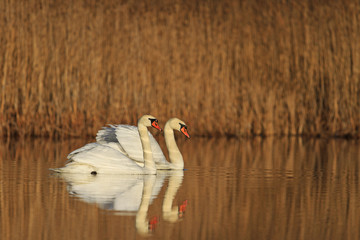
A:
[0,0,359,138]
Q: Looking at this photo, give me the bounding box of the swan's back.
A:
[62,143,149,174]
[96,124,167,165]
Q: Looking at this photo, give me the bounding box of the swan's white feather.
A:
[115,125,165,162]
[96,126,126,153]
[67,143,99,159]
[62,143,150,174]
[97,125,167,165]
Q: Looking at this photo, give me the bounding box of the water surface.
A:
[1,137,360,239]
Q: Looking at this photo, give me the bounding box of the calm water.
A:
[1,137,360,239]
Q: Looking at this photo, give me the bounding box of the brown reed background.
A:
[1,0,360,138]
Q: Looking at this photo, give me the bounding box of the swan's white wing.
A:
[67,143,98,159]
[96,125,126,153]
[67,143,144,174]
[114,125,167,164]
[96,125,117,143]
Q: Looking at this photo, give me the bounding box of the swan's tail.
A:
[49,162,97,174]
[49,167,62,173]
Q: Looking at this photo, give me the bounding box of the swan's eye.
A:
[179,123,190,138]
[150,118,162,131]
[179,123,187,130]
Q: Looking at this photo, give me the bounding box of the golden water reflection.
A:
[56,171,185,237]
[1,137,360,239]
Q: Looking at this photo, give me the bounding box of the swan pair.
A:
[55,115,190,175]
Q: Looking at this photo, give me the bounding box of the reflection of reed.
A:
[1,138,360,239]
[180,137,360,239]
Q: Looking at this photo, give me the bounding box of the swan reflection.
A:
[57,171,186,235]
[160,171,188,223]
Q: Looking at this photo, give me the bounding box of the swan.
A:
[52,115,162,175]
[96,117,190,170]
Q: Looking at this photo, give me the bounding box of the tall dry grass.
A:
[0,0,359,138]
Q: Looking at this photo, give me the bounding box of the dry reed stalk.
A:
[0,0,359,138]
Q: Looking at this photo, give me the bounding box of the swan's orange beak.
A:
[181,126,190,138]
[151,121,162,131]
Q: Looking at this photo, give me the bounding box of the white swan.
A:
[52,115,162,175]
[96,118,190,170]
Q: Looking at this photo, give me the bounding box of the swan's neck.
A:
[138,124,156,173]
[164,124,184,169]
[136,175,156,236]
[162,174,184,222]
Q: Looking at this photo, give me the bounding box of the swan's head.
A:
[138,115,162,131]
[167,118,190,138]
